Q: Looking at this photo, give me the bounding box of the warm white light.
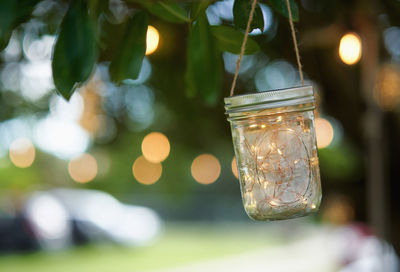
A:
[315,117,334,149]
[146,26,160,55]
[68,153,98,183]
[132,156,162,185]
[9,138,35,168]
[141,132,170,163]
[339,33,362,65]
[191,154,221,185]
[269,200,279,206]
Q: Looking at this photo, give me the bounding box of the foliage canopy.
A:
[0,0,298,103]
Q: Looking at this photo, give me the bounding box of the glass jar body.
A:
[230,107,321,221]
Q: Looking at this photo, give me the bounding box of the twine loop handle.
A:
[229,0,304,97]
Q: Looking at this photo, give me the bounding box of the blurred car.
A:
[0,189,162,252]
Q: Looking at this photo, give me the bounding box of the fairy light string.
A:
[229,0,305,97]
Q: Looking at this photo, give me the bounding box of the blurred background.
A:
[0,0,400,271]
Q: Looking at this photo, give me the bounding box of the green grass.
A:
[0,223,278,272]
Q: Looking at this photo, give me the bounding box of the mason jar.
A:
[225,86,322,221]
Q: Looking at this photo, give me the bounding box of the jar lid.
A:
[224,85,315,114]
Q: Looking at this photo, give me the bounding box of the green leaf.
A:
[0,1,17,50]
[0,0,41,51]
[267,0,299,22]
[210,25,260,55]
[233,0,264,32]
[140,1,190,23]
[109,12,148,84]
[185,14,222,105]
[52,0,98,100]
[88,0,108,19]
[190,0,213,21]
[0,32,12,52]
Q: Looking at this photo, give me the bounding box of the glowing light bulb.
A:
[146,25,160,55]
[339,33,362,65]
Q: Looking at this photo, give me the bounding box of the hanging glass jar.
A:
[225,86,322,221]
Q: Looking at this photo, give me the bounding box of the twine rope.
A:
[285,0,304,85]
[229,0,258,97]
[229,0,304,97]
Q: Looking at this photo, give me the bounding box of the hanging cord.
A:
[229,0,258,97]
[285,0,304,85]
[229,0,305,97]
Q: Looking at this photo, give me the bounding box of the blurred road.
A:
[156,228,338,272]
[156,224,399,272]
[1,223,397,272]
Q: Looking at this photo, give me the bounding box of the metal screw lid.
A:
[224,85,315,114]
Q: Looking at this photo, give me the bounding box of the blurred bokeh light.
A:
[255,60,298,91]
[339,32,362,65]
[0,1,399,270]
[141,132,170,163]
[145,25,160,56]
[374,64,400,111]
[24,193,70,250]
[132,155,162,185]
[191,154,221,185]
[9,138,36,168]
[232,157,238,179]
[322,195,355,225]
[315,117,334,149]
[68,153,98,183]
[35,94,90,159]
[383,27,400,59]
